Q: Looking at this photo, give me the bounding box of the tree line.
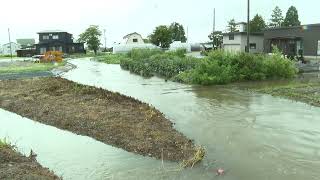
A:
[228,5,301,33]
[78,5,301,54]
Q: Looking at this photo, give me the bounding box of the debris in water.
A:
[216,168,225,176]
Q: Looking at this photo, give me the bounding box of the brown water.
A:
[1,58,320,180]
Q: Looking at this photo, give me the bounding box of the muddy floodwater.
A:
[1,58,320,180]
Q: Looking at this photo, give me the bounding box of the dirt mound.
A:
[0,145,60,180]
[0,77,200,162]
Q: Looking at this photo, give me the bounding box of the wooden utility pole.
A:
[246,0,250,53]
[8,28,13,61]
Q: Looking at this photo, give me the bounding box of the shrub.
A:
[120,49,298,85]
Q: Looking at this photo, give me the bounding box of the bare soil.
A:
[0,146,60,180]
[0,77,197,162]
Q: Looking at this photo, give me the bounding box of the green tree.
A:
[283,6,301,27]
[269,6,284,27]
[208,31,223,49]
[78,25,102,55]
[149,25,172,48]
[228,19,237,32]
[169,22,187,42]
[250,14,266,32]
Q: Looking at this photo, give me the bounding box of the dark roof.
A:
[123,32,142,39]
[222,32,264,36]
[37,30,68,34]
[264,23,320,31]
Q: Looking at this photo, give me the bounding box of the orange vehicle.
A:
[40,51,63,63]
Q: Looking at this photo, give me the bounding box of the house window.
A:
[43,35,49,40]
[40,47,46,54]
[250,43,256,49]
[53,35,59,39]
[133,38,138,43]
[229,34,234,40]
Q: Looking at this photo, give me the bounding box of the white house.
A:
[223,32,264,53]
[123,32,144,44]
[235,22,247,32]
[1,42,21,55]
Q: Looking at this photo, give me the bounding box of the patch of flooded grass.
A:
[0,62,66,74]
[256,82,320,107]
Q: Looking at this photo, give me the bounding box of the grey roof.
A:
[222,32,264,36]
[2,42,19,46]
[264,23,320,31]
[37,30,67,34]
[235,22,247,25]
[123,32,142,39]
[16,39,35,46]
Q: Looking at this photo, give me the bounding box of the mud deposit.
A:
[0,145,60,180]
[0,77,197,162]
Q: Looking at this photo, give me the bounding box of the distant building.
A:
[169,41,191,52]
[1,42,21,55]
[16,39,35,49]
[224,22,247,33]
[264,24,320,57]
[123,32,144,44]
[223,32,264,53]
[35,30,85,55]
[235,22,247,32]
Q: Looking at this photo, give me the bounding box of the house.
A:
[17,39,35,49]
[223,32,264,53]
[1,42,21,55]
[123,32,144,44]
[224,22,247,33]
[264,24,320,57]
[235,22,247,32]
[35,30,85,55]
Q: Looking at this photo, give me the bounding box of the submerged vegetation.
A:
[0,61,66,74]
[256,82,320,107]
[117,48,298,85]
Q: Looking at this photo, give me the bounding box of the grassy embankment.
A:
[256,82,320,107]
[0,139,60,179]
[111,48,298,85]
[0,62,66,74]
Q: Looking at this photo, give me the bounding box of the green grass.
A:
[0,55,17,59]
[93,54,128,64]
[0,139,10,149]
[256,82,320,107]
[0,62,66,74]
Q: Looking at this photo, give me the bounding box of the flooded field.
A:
[1,58,320,180]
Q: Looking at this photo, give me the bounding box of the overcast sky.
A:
[0,0,318,46]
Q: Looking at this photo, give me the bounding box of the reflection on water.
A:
[1,58,320,180]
